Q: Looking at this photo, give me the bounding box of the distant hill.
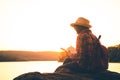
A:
[0,51,60,61]
[1,44,120,62]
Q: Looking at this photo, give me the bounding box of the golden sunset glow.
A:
[0,0,120,51]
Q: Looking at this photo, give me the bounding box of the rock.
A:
[13,59,120,80]
[13,70,120,80]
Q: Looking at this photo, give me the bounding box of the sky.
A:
[0,0,120,51]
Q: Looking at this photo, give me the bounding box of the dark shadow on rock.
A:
[13,72,42,80]
[13,70,120,80]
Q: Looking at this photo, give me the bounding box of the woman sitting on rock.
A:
[55,17,109,73]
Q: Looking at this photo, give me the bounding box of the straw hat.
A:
[70,17,92,28]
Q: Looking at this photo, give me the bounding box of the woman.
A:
[70,17,108,72]
[55,17,108,73]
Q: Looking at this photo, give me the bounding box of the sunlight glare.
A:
[0,0,120,51]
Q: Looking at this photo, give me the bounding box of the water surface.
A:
[0,61,120,80]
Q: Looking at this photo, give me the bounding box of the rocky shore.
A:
[13,58,120,80]
[13,70,120,80]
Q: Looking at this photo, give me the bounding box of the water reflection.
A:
[0,61,62,80]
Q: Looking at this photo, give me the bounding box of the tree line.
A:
[108,44,120,62]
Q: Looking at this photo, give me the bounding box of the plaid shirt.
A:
[73,29,98,70]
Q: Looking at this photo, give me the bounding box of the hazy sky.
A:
[0,0,120,51]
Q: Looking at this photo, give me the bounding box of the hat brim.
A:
[70,23,91,28]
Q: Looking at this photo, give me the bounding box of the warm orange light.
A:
[0,0,120,51]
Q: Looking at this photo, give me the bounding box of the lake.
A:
[0,61,120,80]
